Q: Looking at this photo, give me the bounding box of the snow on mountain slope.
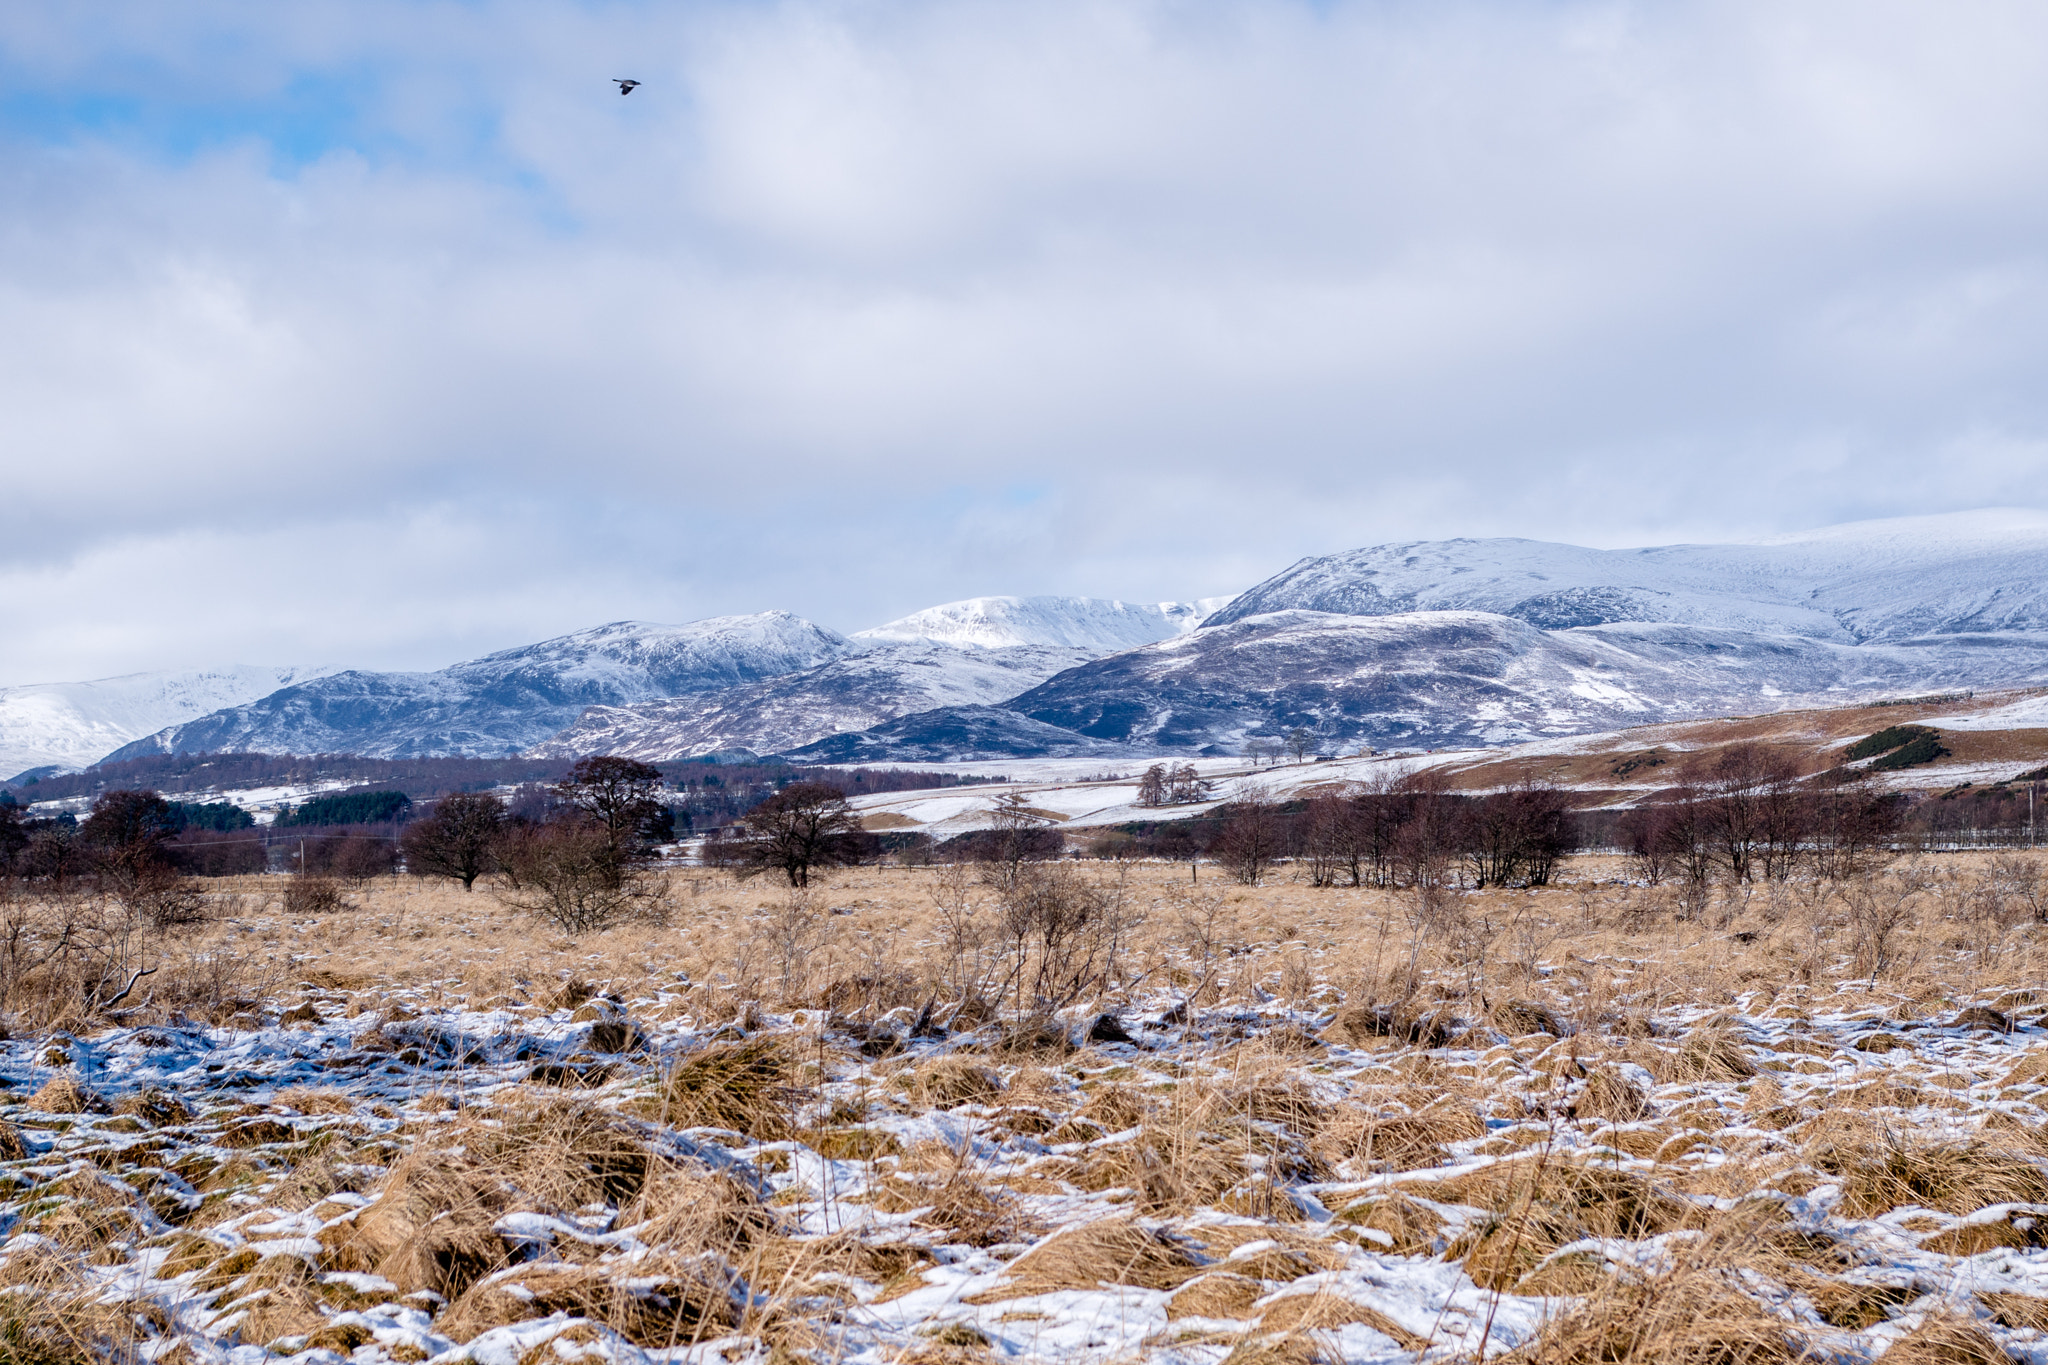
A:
[854,596,1227,652]
[102,614,849,762]
[532,641,1099,761]
[1203,510,2048,643]
[989,609,2048,754]
[0,665,339,778]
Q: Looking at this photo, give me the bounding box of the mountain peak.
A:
[854,595,1226,652]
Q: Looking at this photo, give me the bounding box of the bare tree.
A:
[1617,804,1671,884]
[1136,764,1168,808]
[0,801,26,872]
[736,781,870,887]
[996,864,1139,1013]
[979,791,1057,893]
[1810,774,1899,882]
[81,789,179,886]
[1301,793,1356,888]
[80,790,204,926]
[1285,727,1313,763]
[400,790,507,891]
[1698,745,1805,883]
[496,820,668,934]
[553,756,673,882]
[1211,783,1281,885]
[1392,768,1458,891]
[1461,780,1572,888]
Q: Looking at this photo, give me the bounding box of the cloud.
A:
[3,0,2047,683]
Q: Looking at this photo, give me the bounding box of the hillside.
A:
[0,665,337,779]
[1204,509,2048,640]
[60,512,2048,768]
[530,641,1100,761]
[99,615,848,762]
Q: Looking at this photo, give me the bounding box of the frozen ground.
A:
[10,860,2048,1365]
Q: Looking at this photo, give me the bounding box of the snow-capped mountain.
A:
[534,597,1231,761]
[100,615,849,762]
[1203,510,2048,641]
[67,513,2048,770]
[101,597,1222,765]
[790,512,2048,761]
[993,609,2048,754]
[855,596,1225,652]
[533,640,1101,761]
[0,665,339,779]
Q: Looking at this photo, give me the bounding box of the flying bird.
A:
[614,79,640,95]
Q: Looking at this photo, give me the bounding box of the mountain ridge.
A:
[44,512,2048,771]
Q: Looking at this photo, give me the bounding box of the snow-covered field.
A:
[835,689,2048,834]
[10,858,2048,1365]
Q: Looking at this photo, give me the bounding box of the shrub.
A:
[282,876,347,916]
[495,821,667,934]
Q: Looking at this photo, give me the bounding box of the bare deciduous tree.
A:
[736,781,869,887]
[496,820,669,935]
[400,791,506,891]
[1212,784,1282,885]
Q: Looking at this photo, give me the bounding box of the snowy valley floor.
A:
[10,857,2048,1364]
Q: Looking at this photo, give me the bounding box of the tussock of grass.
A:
[1335,1190,1449,1255]
[969,1218,1207,1300]
[438,1258,740,1346]
[1313,1103,1482,1173]
[867,1144,1039,1247]
[894,1058,1004,1108]
[1810,1129,2048,1218]
[1785,1271,1914,1330]
[1166,1271,1263,1320]
[1646,1026,1759,1084]
[26,1077,107,1115]
[1256,1291,1428,1347]
[1422,1158,1703,1290]
[1494,999,1568,1037]
[1572,1068,1652,1124]
[649,1038,790,1137]
[0,1243,158,1365]
[1507,1262,1798,1364]
[622,1168,777,1253]
[1880,1313,2011,1365]
[111,1089,191,1126]
[1980,1290,2048,1331]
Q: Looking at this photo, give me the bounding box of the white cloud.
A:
[3,0,2047,683]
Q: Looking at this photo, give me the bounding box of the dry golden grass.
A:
[9,850,2048,1365]
[969,1218,1207,1299]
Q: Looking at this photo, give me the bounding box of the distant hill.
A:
[65,512,2048,769]
[1,665,338,779]
[100,615,847,762]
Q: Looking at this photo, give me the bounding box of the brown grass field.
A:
[8,849,2048,1364]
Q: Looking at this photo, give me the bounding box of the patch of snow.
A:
[854,597,1227,653]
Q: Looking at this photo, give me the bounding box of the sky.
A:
[4,0,2048,687]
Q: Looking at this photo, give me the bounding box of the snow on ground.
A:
[23,781,373,824]
[15,940,2048,1365]
[1925,690,2048,732]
